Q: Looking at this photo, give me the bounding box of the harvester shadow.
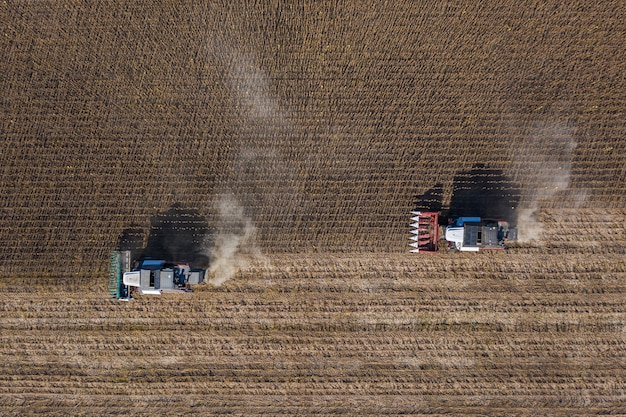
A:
[118,203,213,268]
[414,164,521,225]
[413,183,444,213]
[117,224,145,262]
[449,163,521,223]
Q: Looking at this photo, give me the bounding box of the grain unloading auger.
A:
[410,211,517,252]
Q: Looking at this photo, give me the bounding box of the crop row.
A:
[1,330,623,414]
[2,0,626,274]
[2,252,625,415]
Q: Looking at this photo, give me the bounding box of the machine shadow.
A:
[449,163,520,223]
[118,203,213,269]
[413,183,444,213]
[414,164,521,225]
[117,224,145,263]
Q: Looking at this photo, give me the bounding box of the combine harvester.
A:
[109,250,205,300]
[410,211,517,252]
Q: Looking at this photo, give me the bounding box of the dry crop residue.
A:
[1,253,624,415]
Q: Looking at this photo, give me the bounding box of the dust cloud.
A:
[202,41,295,283]
[207,193,262,286]
[516,207,543,242]
[514,122,579,242]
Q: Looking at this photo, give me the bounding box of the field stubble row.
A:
[1,253,625,414]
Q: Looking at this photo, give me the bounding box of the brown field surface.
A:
[1,1,626,273]
[1,1,626,415]
[1,252,625,415]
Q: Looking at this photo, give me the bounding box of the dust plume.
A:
[514,122,579,242]
[516,207,543,242]
[210,39,302,244]
[207,193,261,286]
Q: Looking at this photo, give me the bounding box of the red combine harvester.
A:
[409,211,518,252]
[409,211,439,253]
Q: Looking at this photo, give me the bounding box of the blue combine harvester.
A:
[109,250,205,300]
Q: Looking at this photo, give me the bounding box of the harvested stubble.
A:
[1,253,625,415]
